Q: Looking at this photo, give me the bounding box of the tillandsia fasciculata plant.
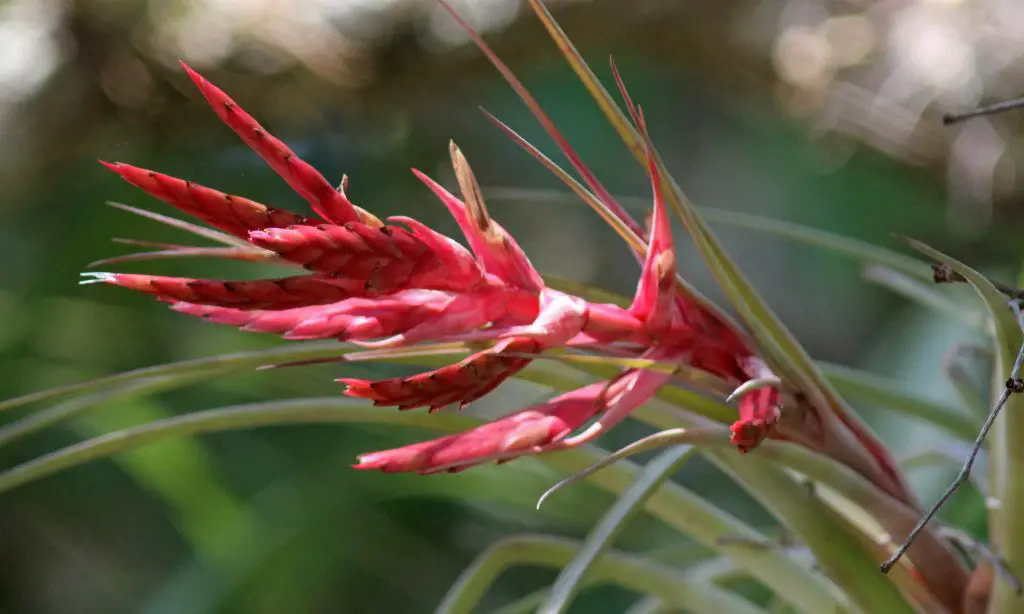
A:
[6,1,1024,612]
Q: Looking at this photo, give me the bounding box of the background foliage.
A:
[1,0,1021,612]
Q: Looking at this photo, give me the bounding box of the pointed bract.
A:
[170,290,453,341]
[89,272,355,309]
[341,337,541,411]
[100,162,310,237]
[628,140,680,335]
[180,62,364,226]
[353,380,610,473]
[247,219,486,295]
[413,168,544,292]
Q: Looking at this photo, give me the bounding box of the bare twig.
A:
[943,96,1024,125]
[931,263,1024,299]
[881,299,1024,573]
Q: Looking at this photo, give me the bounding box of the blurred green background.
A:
[1,0,1022,612]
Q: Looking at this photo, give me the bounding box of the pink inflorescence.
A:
[87,64,783,474]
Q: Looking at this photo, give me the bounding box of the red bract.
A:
[354,364,675,474]
[86,64,785,474]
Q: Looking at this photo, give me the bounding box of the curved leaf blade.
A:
[435,535,766,614]
[0,396,848,614]
[538,445,697,614]
[491,188,929,281]
[820,361,979,441]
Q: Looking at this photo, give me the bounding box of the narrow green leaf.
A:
[520,351,679,375]
[105,201,253,249]
[521,19,921,576]
[944,354,992,420]
[0,376,193,447]
[436,535,766,614]
[679,556,752,582]
[820,361,979,441]
[696,212,927,281]
[90,245,281,268]
[522,351,731,399]
[491,188,929,281]
[0,341,348,413]
[619,387,968,612]
[749,439,971,601]
[0,396,847,614]
[483,112,642,253]
[538,445,697,614]
[539,456,851,613]
[522,1,644,159]
[863,265,987,329]
[708,453,917,614]
[623,596,669,614]
[490,588,556,614]
[537,429,724,509]
[903,238,1020,354]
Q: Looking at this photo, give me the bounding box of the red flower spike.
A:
[89,63,788,478]
[554,347,678,449]
[352,380,610,473]
[345,287,598,407]
[358,286,538,349]
[384,216,493,291]
[82,272,355,309]
[354,359,675,474]
[340,337,541,412]
[99,162,310,238]
[247,220,485,295]
[169,290,453,341]
[179,62,366,226]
